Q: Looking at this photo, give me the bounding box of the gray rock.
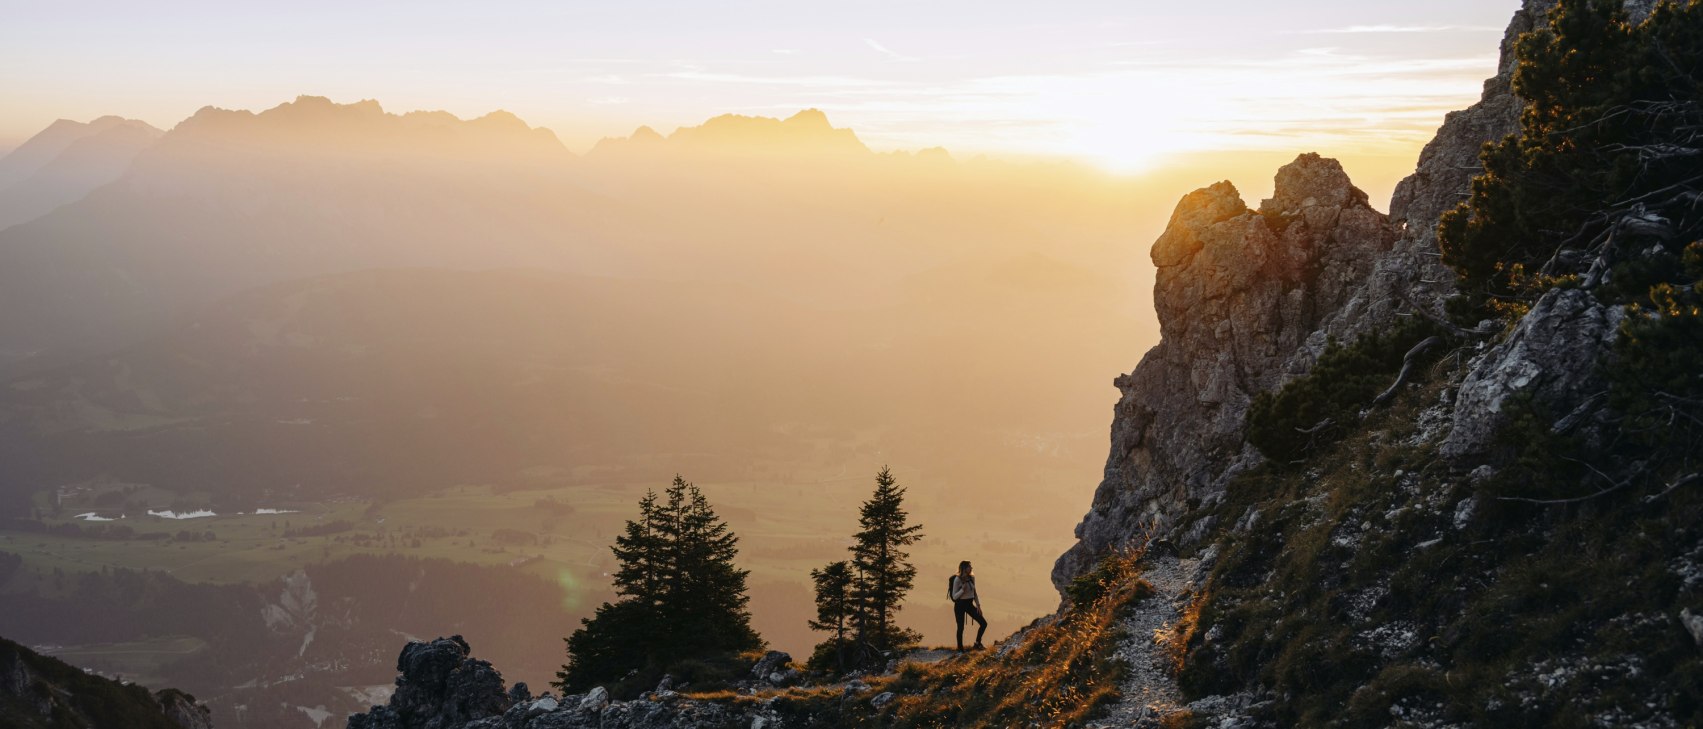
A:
[1682,609,1703,651]
[346,635,512,729]
[1442,288,1624,464]
[870,691,897,709]
[579,686,609,713]
[1054,154,1400,592]
[1453,497,1478,530]
[155,688,215,729]
[749,650,792,681]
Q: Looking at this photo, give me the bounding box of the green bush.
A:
[1438,0,1703,316]
[1246,319,1445,463]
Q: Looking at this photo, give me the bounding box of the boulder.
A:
[579,686,609,713]
[1442,288,1624,464]
[155,688,214,729]
[1681,609,1703,651]
[749,650,792,681]
[346,635,512,729]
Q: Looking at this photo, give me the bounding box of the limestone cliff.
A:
[1052,0,1654,592]
[1052,155,1400,590]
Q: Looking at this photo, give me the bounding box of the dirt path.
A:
[1089,552,1200,728]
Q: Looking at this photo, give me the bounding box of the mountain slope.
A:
[0,635,211,729]
[0,117,162,231]
[0,116,158,190]
[1048,0,1702,725]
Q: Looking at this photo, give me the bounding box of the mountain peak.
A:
[586,109,869,159]
[672,109,867,155]
[783,108,832,129]
[165,96,570,161]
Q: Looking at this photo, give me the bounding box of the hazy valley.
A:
[0,97,1163,727]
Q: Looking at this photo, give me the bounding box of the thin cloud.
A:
[1295,24,1501,34]
[864,38,915,62]
[657,70,887,88]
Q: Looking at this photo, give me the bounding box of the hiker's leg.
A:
[954,600,968,649]
[973,604,988,645]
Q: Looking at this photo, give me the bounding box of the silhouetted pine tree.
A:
[556,476,761,692]
[848,466,924,662]
[806,560,855,671]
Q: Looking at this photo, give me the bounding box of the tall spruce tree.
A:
[848,466,924,660]
[806,560,855,671]
[556,476,761,692]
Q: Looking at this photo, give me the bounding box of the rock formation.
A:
[346,638,791,729]
[1053,153,1400,590]
[1052,0,1655,592]
[348,636,510,729]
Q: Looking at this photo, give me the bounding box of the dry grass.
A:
[864,548,1154,728]
[1158,589,1205,675]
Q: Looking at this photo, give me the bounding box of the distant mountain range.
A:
[0,97,1151,372]
[589,108,872,158]
[0,96,1152,528]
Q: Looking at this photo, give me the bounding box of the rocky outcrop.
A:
[349,636,511,729]
[1053,154,1399,590]
[0,635,214,729]
[1441,288,1625,462]
[157,688,216,729]
[1052,0,1654,592]
[347,638,786,729]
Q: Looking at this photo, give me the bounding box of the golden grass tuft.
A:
[866,547,1154,728]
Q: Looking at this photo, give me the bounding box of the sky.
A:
[0,0,1521,176]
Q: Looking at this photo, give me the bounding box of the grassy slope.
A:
[1170,371,1703,727]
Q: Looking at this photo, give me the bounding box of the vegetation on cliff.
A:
[0,636,207,729]
[1165,1,1703,725]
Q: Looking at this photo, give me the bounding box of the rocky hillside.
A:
[1051,0,1617,587]
[0,636,212,729]
[1048,0,1703,725]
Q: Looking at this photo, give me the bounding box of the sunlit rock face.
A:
[1051,0,1656,596]
[1052,153,1398,593]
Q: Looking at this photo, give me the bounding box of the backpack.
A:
[947,575,956,600]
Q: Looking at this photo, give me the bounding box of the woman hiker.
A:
[949,560,988,651]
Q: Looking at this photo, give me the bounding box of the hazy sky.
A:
[1,0,1521,171]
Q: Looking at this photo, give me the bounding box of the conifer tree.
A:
[556,475,761,692]
[848,466,924,660]
[806,560,855,671]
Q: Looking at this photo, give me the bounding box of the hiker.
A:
[949,560,987,651]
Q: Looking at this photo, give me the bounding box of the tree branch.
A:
[1371,336,1445,409]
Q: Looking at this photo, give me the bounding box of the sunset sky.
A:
[2,0,1520,173]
